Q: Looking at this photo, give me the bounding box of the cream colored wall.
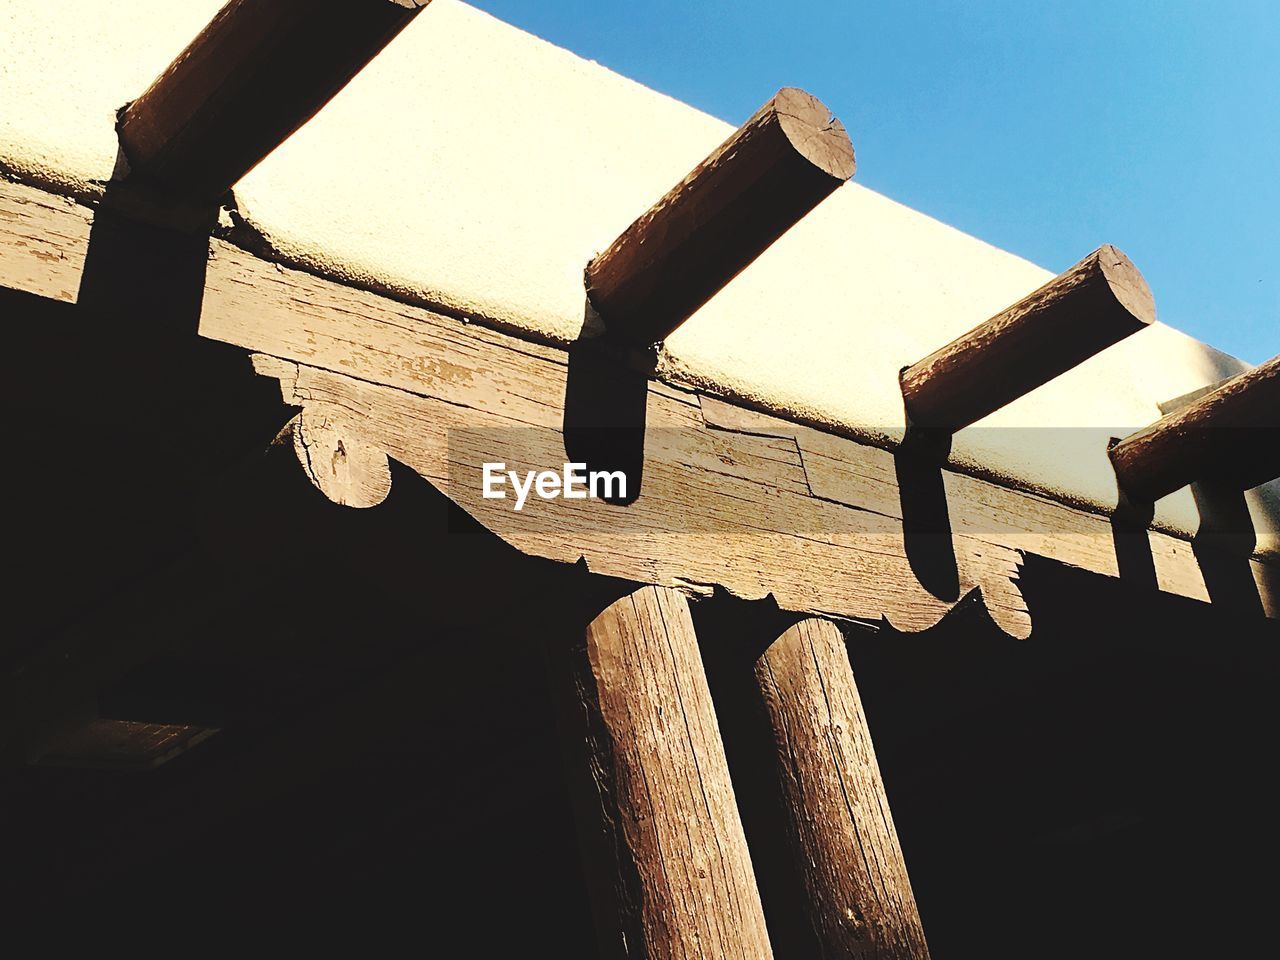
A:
[2,0,1274,547]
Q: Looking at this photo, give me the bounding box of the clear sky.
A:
[469,0,1277,363]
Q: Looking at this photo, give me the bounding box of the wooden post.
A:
[586,87,855,346]
[900,245,1155,432]
[1110,354,1280,502]
[754,618,929,960]
[557,585,774,960]
[118,0,428,202]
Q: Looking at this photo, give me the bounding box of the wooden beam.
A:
[118,0,428,203]
[900,245,1155,432]
[1110,354,1280,503]
[555,585,774,959]
[4,179,1276,631]
[35,719,218,771]
[585,87,855,346]
[754,618,930,959]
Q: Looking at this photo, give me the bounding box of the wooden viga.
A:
[900,244,1157,434]
[1109,354,1280,504]
[116,0,429,211]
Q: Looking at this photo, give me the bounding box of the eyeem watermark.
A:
[482,462,627,511]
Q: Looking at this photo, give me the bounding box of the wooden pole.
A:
[1110,354,1280,502]
[900,245,1155,432]
[586,87,855,346]
[557,585,774,960]
[754,618,930,960]
[118,0,428,203]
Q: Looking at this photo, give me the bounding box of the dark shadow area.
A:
[562,336,649,505]
[1109,517,1160,591]
[895,423,960,601]
[695,558,1276,960]
[845,555,1277,960]
[1191,481,1265,618]
[694,593,816,959]
[3,193,284,653]
[76,190,211,335]
[1109,477,1160,590]
[894,442,961,601]
[3,462,599,951]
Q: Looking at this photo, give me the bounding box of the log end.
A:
[1097,244,1156,327]
[772,87,856,181]
[292,410,392,509]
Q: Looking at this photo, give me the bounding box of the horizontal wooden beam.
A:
[35,719,218,771]
[118,0,427,203]
[1110,354,1280,502]
[4,179,1276,629]
[586,87,855,346]
[901,245,1155,432]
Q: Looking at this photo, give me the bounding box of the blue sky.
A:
[470,0,1277,363]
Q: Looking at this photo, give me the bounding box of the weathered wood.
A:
[900,245,1155,432]
[586,87,854,345]
[754,619,929,959]
[2,179,1275,632]
[1110,355,1280,502]
[558,585,774,959]
[35,719,218,771]
[260,358,1036,637]
[118,0,428,202]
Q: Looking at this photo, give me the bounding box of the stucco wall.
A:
[2,0,1274,547]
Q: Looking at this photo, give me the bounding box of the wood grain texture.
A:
[563,585,774,959]
[292,408,392,508]
[2,179,1274,632]
[1110,354,1280,502]
[35,719,218,771]
[254,358,1034,637]
[118,0,428,202]
[901,245,1155,432]
[586,87,854,345]
[755,619,928,959]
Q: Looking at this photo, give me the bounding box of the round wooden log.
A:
[586,87,855,346]
[900,245,1155,432]
[118,0,428,202]
[563,585,774,960]
[755,619,929,960]
[1110,354,1280,502]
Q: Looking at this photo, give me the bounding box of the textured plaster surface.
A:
[2,0,1275,547]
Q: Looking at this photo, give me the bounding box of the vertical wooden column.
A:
[755,618,929,960]
[557,584,774,960]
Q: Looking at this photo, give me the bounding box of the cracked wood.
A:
[755,619,929,959]
[1110,354,1280,502]
[901,245,1155,433]
[586,87,855,345]
[1,178,1275,631]
[119,0,429,203]
[557,585,774,959]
